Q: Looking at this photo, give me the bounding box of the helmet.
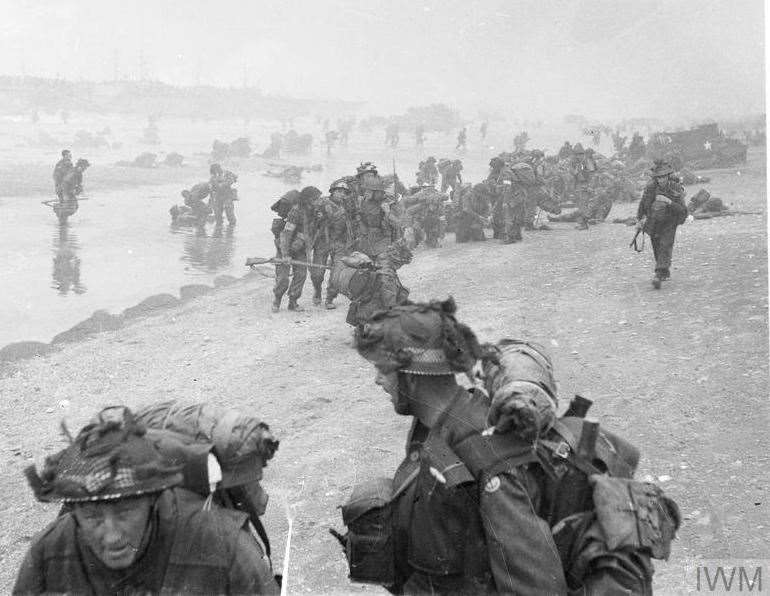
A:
[329,180,350,193]
[426,156,437,163]
[181,190,191,199]
[650,160,674,177]
[61,149,71,157]
[210,163,223,176]
[530,149,544,159]
[572,143,585,155]
[24,407,183,503]
[355,297,481,376]
[299,186,322,203]
[76,158,90,168]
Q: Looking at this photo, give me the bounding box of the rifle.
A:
[630,217,645,252]
[246,257,331,270]
[42,197,90,206]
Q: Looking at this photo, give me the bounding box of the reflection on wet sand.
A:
[175,223,236,273]
[51,224,86,295]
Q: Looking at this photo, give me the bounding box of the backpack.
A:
[135,401,279,555]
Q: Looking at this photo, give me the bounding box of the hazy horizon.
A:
[2,0,765,121]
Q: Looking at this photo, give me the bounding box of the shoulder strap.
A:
[452,432,539,481]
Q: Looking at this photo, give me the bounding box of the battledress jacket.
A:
[391,388,568,595]
[13,488,278,595]
[637,180,688,235]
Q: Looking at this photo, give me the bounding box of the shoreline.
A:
[0,265,274,376]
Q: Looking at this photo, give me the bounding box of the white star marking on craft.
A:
[704,141,712,150]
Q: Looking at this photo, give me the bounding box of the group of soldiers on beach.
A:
[15,296,681,595]
[261,139,686,322]
[171,163,240,229]
[26,135,692,594]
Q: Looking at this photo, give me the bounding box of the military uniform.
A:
[14,488,277,595]
[310,194,351,307]
[53,155,73,199]
[274,203,310,310]
[337,301,679,595]
[15,407,278,595]
[637,162,688,286]
[455,184,489,243]
[210,170,238,226]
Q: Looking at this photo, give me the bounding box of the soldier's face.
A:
[375,369,411,415]
[74,496,154,569]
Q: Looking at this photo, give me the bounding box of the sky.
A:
[1,0,765,120]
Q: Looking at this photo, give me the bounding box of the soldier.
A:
[335,298,679,594]
[627,132,646,163]
[455,183,491,243]
[343,240,412,328]
[417,156,439,186]
[415,124,425,147]
[180,181,212,226]
[209,164,238,227]
[636,160,688,288]
[439,159,463,196]
[272,186,322,311]
[310,181,354,309]
[570,144,595,230]
[14,407,278,594]
[53,150,73,200]
[354,176,400,260]
[456,127,467,150]
[500,179,526,243]
[58,158,89,217]
[480,120,488,141]
[342,299,568,593]
[558,140,573,160]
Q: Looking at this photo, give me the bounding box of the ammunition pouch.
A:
[290,233,307,254]
[590,475,681,560]
[337,478,398,587]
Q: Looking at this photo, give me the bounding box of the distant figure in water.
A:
[53,150,73,200]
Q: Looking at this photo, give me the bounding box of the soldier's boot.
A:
[312,287,322,306]
[575,216,589,230]
[288,298,304,311]
[652,274,662,289]
[324,300,337,310]
[271,296,281,312]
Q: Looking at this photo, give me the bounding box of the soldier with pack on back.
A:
[271,186,322,312]
[14,406,279,595]
[332,298,680,595]
[310,180,355,309]
[636,159,688,289]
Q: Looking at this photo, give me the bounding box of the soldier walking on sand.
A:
[636,160,688,289]
[272,186,322,311]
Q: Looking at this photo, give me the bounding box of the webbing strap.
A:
[452,431,539,481]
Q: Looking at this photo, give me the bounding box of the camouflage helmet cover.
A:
[650,160,674,177]
[355,297,481,376]
[25,407,183,503]
[330,180,350,193]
